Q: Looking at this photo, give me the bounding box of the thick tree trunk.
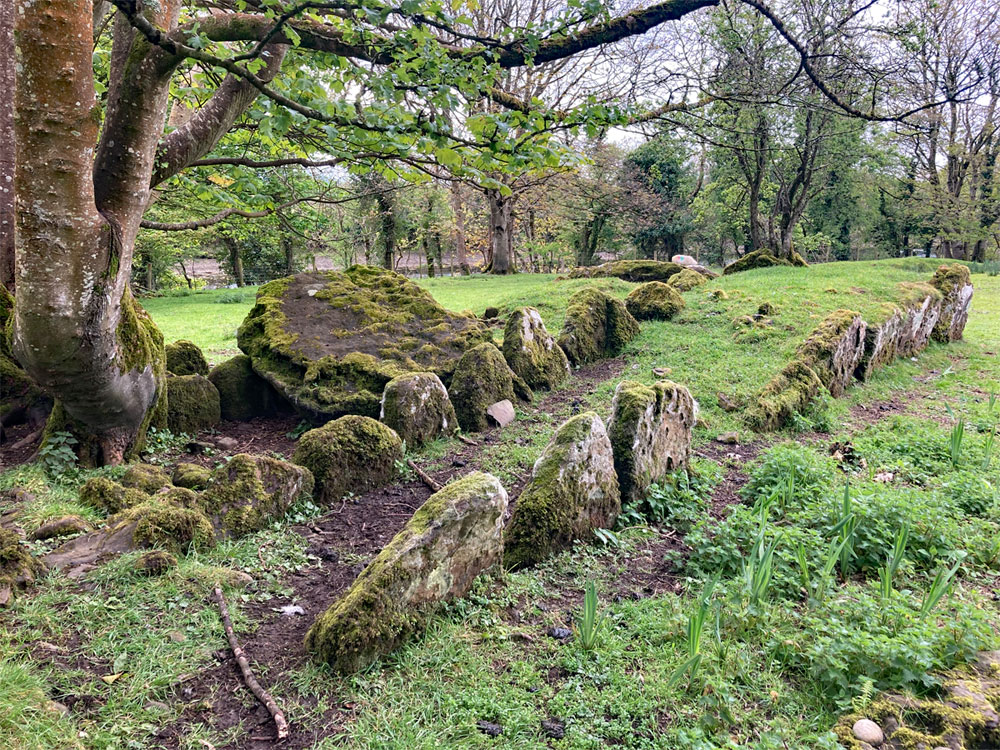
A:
[0,0,14,293]
[283,236,295,275]
[487,188,514,275]
[224,238,246,287]
[449,182,470,275]
[375,190,397,270]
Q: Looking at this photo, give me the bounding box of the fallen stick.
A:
[407,459,442,492]
[212,587,289,739]
[455,434,478,447]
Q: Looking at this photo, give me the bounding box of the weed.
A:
[949,416,965,469]
[877,525,910,605]
[38,431,78,480]
[575,580,605,651]
[919,560,962,619]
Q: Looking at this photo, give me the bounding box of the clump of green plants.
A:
[141,426,189,461]
[934,470,996,517]
[38,431,78,480]
[618,460,721,530]
[575,580,606,651]
[742,442,835,513]
[853,416,952,483]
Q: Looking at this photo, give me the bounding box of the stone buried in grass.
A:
[501,307,570,390]
[78,477,152,515]
[121,463,172,494]
[0,528,43,605]
[379,372,457,446]
[722,249,807,275]
[624,282,685,321]
[134,550,178,576]
[292,416,401,503]
[745,361,825,432]
[607,380,697,506]
[667,268,708,292]
[449,343,532,433]
[166,374,221,434]
[558,288,640,366]
[930,264,974,342]
[568,259,683,283]
[208,354,286,422]
[28,516,91,541]
[165,340,209,376]
[503,412,620,569]
[305,471,508,673]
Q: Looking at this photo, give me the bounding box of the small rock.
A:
[486,399,516,428]
[28,516,90,541]
[483,307,500,320]
[306,544,339,562]
[476,720,503,737]
[652,367,672,377]
[279,604,306,616]
[541,718,566,739]
[852,718,884,746]
[47,701,70,718]
[144,701,170,713]
[547,626,572,640]
[184,440,213,454]
[213,436,240,451]
[717,392,739,412]
[715,431,739,445]
[167,630,186,644]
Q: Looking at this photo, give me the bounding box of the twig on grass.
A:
[456,434,479,446]
[407,459,442,492]
[212,586,289,740]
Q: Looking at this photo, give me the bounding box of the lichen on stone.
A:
[501,307,570,390]
[624,282,685,321]
[166,374,221,434]
[930,263,974,343]
[292,417,399,504]
[165,340,209,376]
[795,309,867,398]
[449,343,531,432]
[208,354,285,422]
[568,260,683,283]
[558,288,640,366]
[380,372,457,446]
[667,268,708,292]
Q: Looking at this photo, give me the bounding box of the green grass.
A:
[141,287,259,364]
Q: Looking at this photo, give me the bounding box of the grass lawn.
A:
[3,259,999,749]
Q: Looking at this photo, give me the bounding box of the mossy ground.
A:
[3,260,1000,749]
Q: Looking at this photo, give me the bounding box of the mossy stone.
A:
[855,304,903,381]
[305,471,508,673]
[292,417,400,503]
[624,282,685,321]
[236,267,492,423]
[930,264,974,342]
[171,463,212,491]
[160,487,200,508]
[450,343,531,433]
[134,550,178,576]
[796,309,866,398]
[165,340,209,376]
[199,453,315,538]
[607,380,697,506]
[207,354,285,422]
[501,308,569,391]
[108,501,215,553]
[895,282,943,356]
[380,372,457,447]
[722,249,807,275]
[0,528,43,605]
[558,288,640,366]
[166,374,221,435]
[745,361,824,431]
[121,463,172,494]
[569,260,683,283]
[503,412,620,570]
[79,477,152,515]
[667,268,708,292]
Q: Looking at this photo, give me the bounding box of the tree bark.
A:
[449,182,470,275]
[0,0,14,293]
[487,188,515,275]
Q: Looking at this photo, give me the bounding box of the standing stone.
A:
[558,288,640,366]
[292,416,402,503]
[380,372,458,446]
[607,380,697,506]
[502,307,570,390]
[895,283,943,356]
[930,264,974,342]
[795,310,867,398]
[305,472,508,673]
[208,354,285,422]
[625,281,685,321]
[503,412,620,569]
[855,305,903,381]
[450,343,532,433]
[166,374,221,434]
[165,340,209,376]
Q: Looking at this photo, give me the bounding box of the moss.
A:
[757,302,777,316]
[120,463,171,494]
[0,528,43,602]
[708,288,729,300]
[379,372,457,446]
[930,263,974,342]
[108,501,214,553]
[795,309,865,397]
[78,477,151,515]
[160,487,200,507]
[558,288,640,366]
[501,308,570,390]
[292,417,398,503]
[166,374,221,434]
[667,268,708,292]
[0,287,47,423]
[134,550,178,576]
[171,463,212,491]
[116,289,167,458]
[722,249,808,275]
[207,354,284,421]
[745,360,824,432]
[449,343,528,432]
[624,282,685,321]
[855,303,903,381]
[503,412,620,570]
[164,340,209,376]
[199,453,314,538]
[568,260,683,283]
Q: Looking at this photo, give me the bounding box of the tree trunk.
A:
[0,0,14,293]
[487,188,514,275]
[449,182,471,275]
[226,238,245,287]
[375,189,397,270]
[283,236,295,275]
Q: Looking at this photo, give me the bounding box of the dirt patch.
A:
[848,397,909,426]
[0,421,42,468]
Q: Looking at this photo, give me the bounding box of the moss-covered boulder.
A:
[207,354,285,422]
[121,463,172,494]
[449,343,532,433]
[624,282,685,321]
[930,264,974,342]
[667,268,709,292]
[569,260,683,283]
[166,374,221,435]
[607,381,697,506]
[501,308,570,391]
[200,453,314,538]
[379,372,457,447]
[28,516,92,541]
[1,528,43,605]
[559,288,640,366]
[722,249,807,275]
[165,340,209,376]
[236,267,492,422]
[503,412,620,569]
[171,463,212,491]
[795,310,867,398]
[134,550,178,577]
[79,477,151,515]
[855,305,903,382]
[745,361,824,431]
[305,471,507,673]
[292,416,400,503]
[895,283,943,356]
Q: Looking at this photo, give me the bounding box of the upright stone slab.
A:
[208,354,285,421]
[449,343,531,433]
[795,310,867,398]
[292,416,402,503]
[895,283,943,356]
[607,380,697,506]
[746,361,825,432]
[166,374,221,434]
[380,372,457,446]
[930,264,974,342]
[558,288,640,366]
[237,267,492,422]
[306,472,508,673]
[503,412,620,569]
[855,305,903,381]
[502,307,570,390]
